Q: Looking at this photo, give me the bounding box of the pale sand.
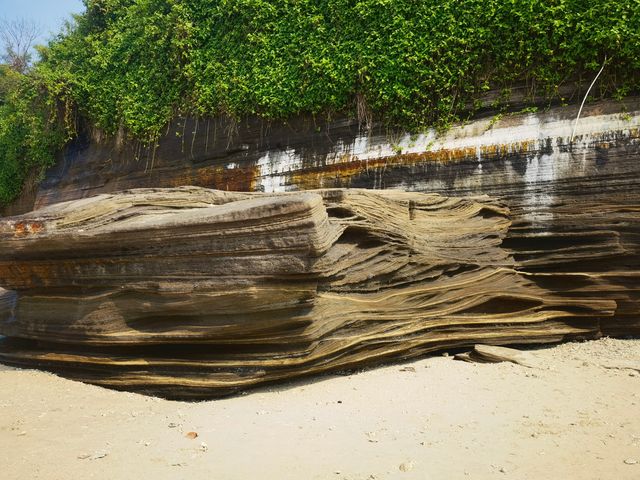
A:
[1,337,639,480]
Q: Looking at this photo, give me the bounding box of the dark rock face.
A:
[4,98,639,214]
[0,98,638,398]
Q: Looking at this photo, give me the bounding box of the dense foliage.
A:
[0,66,64,204]
[1,0,640,204]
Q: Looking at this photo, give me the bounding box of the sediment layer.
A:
[0,186,636,398]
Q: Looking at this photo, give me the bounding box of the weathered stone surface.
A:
[0,186,636,398]
[1,97,639,398]
[2,98,638,216]
[454,345,544,368]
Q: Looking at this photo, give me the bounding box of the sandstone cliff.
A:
[0,99,638,398]
[0,186,637,398]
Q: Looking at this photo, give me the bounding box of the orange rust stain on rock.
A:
[12,221,44,237]
[0,258,117,290]
[0,262,47,289]
[289,141,539,189]
[28,222,44,234]
[13,222,26,236]
[165,165,259,191]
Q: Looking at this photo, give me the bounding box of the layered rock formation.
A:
[0,186,637,398]
[4,98,639,216]
[1,97,639,398]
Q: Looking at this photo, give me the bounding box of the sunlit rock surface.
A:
[3,98,638,213]
[1,98,639,398]
[0,187,637,398]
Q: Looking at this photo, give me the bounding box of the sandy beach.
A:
[1,337,638,480]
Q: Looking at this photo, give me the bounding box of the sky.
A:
[0,0,85,46]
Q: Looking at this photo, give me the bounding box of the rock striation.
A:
[0,186,636,398]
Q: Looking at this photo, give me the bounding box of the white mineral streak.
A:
[241,109,640,194]
[255,148,298,192]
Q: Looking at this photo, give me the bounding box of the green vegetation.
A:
[1,0,640,204]
[0,66,64,204]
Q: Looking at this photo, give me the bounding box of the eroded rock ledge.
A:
[0,187,637,398]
